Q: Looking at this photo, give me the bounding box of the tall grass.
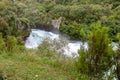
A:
[0,38,81,80]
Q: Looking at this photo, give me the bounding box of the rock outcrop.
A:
[50,17,62,30]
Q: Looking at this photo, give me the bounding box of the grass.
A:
[0,49,79,80]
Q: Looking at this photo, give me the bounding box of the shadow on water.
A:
[34,24,60,34]
[33,23,70,40]
[23,23,61,41]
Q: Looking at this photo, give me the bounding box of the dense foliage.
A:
[0,0,119,40]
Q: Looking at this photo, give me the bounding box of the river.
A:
[25,29,118,57]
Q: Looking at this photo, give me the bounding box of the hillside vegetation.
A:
[0,0,120,40]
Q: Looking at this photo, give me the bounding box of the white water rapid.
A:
[25,29,118,57]
[25,29,88,57]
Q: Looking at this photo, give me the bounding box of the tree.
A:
[76,22,115,79]
[115,33,120,79]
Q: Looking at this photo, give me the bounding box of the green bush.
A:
[36,38,68,57]
[116,33,120,79]
[6,36,18,52]
[60,22,89,40]
[76,22,115,79]
[0,33,5,53]
[36,38,54,57]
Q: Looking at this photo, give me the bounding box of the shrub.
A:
[36,38,68,57]
[115,33,120,79]
[0,16,8,37]
[60,22,88,40]
[0,33,5,53]
[36,38,54,57]
[6,36,18,52]
[76,22,115,79]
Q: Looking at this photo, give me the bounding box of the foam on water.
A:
[25,34,38,48]
[25,29,118,57]
[25,29,86,57]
